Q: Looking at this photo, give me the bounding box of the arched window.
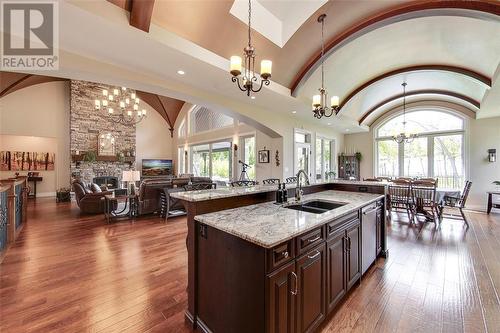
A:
[375,109,465,188]
[189,106,234,134]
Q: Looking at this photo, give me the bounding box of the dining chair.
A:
[411,184,439,224]
[230,180,257,187]
[285,177,297,184]
[439,181,472,227]
[388,184,413,222]
[262,178,280,185]
[416,178,438,187]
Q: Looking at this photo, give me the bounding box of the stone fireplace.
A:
[70,80,136,184]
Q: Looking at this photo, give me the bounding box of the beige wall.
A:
[0,81,174,195]
[0,82,71,196]
[136,101,174,172]
[344,116,500,211]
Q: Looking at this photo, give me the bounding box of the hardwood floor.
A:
[1,198,499,332]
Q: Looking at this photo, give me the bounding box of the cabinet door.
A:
[326,232,346,314]
[346,221,361,290]
[376,208,382,255]
[296,244,326,333]
[267,261,296,333]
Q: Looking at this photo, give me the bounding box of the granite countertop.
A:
[170,179,387,202]
[194,190,384,248]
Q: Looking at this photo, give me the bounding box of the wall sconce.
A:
[488,149,496,162]
[233,144,238,151]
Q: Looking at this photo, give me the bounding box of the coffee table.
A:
[104,194,138,223]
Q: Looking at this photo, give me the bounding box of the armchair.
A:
[72,180,113,214]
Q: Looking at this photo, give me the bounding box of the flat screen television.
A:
[141,159,173,177]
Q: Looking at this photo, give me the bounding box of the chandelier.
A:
[312,14,339,119]
[94,87,147,125]
[392,82,417,144]
[229,0,272,97]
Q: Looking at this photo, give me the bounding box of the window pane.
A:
[297,145,309,175]
[323,141,331,174]
[190,106,233,134]
[211,141,231,183]
[191,144,210,177]
[244,137,256,180]
[295,132,306,143]
[316,139,322,180]
[434,135,463,189]
[177,147,184,175]
[403,138,428,177]
[377,140,398,177]
[378,110,463,137]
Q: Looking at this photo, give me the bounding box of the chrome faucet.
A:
[295,169,310,202]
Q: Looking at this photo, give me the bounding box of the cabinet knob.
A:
[282,251,289,259]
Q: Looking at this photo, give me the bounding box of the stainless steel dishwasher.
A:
[361,202,378,274]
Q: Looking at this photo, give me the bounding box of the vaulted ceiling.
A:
[0,71,185,135]
[4,0,498,135]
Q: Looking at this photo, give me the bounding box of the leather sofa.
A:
[137,179,174,215]
[72,180,113,214]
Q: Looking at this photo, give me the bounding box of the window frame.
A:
[374,108,467,187]
[189,106,235,136]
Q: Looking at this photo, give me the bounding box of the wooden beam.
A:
[156,95,175,138]
[335,65,490,115]
[0,74,31,98]
[130,0,155,32]
[358,89,480,125]
[290,0,500,95]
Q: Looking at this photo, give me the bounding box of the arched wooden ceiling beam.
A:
[358,89,480,125]
[335,64,491,115]
[291,0,500,96]
[155,95,175,137]
[0,73,32,98]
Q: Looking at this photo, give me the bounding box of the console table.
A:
[27,176,43,198]
[487,191,500,214]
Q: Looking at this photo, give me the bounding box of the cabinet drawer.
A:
[297,226,325,255]
[327,211,359,239]
[266,240,295,272]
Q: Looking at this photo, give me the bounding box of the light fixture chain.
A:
[248,0,252,48]
[321,16,325,89]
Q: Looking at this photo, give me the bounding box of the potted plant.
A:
[493,181,500,191]
[56,187,71,203]
[355,151,362,162]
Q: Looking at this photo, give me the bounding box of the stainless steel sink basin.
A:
[285,200,347,214]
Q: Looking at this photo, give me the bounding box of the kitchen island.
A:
[171,180,388,331]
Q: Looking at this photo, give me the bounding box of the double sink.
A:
[285,199,347,214]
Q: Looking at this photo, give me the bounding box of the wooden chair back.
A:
[388,184,411,207]
[230,180,257,187]
[458,181,472,208]
[411,185,437,208]
[262,178,280,185]
[184,182,216,191]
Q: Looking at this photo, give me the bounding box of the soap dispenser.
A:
[282,183,288,202]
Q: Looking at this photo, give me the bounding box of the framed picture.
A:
[258,149,270,163]
[98,133,116,156]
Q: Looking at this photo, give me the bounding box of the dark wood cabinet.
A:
[338,155,360,180]
[326,232,346,313]
[346,221,361,290]
[267,261,296,333]
[376,208,383,255]
[296,244,326,333]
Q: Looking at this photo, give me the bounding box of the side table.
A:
[104,194,138,223]
[487,191,500,214]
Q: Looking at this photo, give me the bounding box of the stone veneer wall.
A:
[70,80,136,184]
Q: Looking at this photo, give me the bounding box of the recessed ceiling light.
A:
[251,96,256,99]
[327,123,331,125]
[177,70,185,75]
[292,111,297,114]
[345,129,350,132]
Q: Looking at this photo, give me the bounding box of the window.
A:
[190,140,232,183]
[375,110,465,188]
[241,136,256,180]
[316,137,334,180]
[294,130,312,176]
[177,147,186,175]
[189,106,234,134]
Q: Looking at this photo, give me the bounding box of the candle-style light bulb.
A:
[133,104,139,111]
[120,101,125,108]
[312,95,321,107]
[131,92,136,100]
[113,89,119,96]
[108,108,114,114]
[142,109,147,116]
[102,89,108,96]
[108,94,114,101]
[331,96,339,107]
[102,100,108,107]
[230,56,242,76]
[260,60,272,79]
[127,110,132,116]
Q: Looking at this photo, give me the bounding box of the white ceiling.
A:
[298,15,500,123]
[230,0,327,47]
